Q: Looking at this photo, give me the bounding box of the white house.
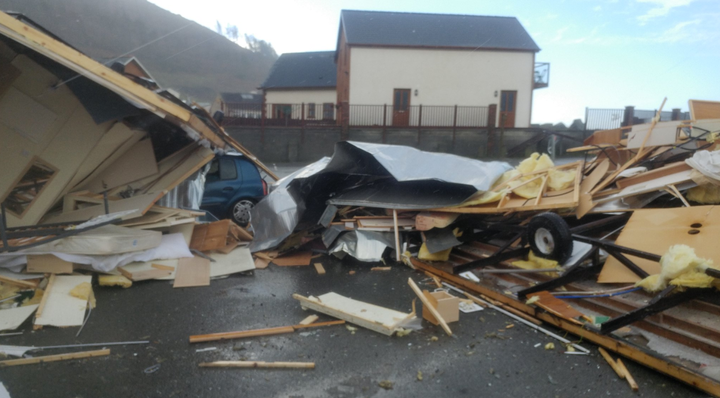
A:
[259,51,337,122]
[255,10,546,128]
[336,10,542,128]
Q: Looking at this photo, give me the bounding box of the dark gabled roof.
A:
[260,51,337,89]
[219,92,263,104]
[339,10,540,52]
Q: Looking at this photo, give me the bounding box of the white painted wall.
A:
[349,47,534,127]
[265,89,336,106]
[264,89,337,120]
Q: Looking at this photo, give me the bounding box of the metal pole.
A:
[1,203,8,250]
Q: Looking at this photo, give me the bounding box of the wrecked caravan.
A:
[0,12,275,233]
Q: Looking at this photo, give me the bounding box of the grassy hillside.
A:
[0,0,276,102]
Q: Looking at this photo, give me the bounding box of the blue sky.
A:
[149,0,720,125]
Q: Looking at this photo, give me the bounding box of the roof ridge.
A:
[340,9,518,20]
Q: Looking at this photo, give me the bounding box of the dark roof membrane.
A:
[341,10,540,52]
[260,51,337,89]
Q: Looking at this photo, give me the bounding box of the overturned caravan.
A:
[0,12,274,249]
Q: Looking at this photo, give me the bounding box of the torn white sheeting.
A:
[330,230,395,262]
[30,225,161,255]
[0,233,192,273]
[0,268,44,280]
[35,275,91,328]
[0,305,39,331]
[686,150,720,181]
[0,382,9,398]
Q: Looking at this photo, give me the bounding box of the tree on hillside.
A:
[215,20,222,35]
[225,24,239,41]
[245,34,278,59]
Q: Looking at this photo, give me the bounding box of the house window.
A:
[323,103,334,120]
[272,104,292,119]
[307,103,316,119]
[1,158,57,218]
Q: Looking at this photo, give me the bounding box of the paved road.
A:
[2,257,703,397]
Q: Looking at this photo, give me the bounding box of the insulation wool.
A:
[635,244,718,292]
[512,251,560,276]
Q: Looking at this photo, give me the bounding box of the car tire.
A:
[527,212,573,264]
[230,199,255,227]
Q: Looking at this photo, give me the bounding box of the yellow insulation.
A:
[635,244,718,292]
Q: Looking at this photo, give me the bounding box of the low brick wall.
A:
[226,127,590,163]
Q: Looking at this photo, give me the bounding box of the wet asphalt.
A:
[0,255,705,398]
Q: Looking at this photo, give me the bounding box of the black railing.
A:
[222,103,490,129]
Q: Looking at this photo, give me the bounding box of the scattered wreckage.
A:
[248,99,720,396]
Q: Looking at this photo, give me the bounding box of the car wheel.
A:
[527,212,573,264]
[230,199,255,227]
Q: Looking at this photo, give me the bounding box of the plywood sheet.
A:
[626,121,681,149]
[190,220,230,251]
[26,254,73,274]
[209,247,255,277]
[0,304,39,331]
[0,87,56,143]
[689,100,720,121]
[294,292,412,336]
[598,206,720,283]
[173,256,210,288]
[35,275,91,327]
[82,139,157,193]
[272,251,312,266]
[69,124,143,190]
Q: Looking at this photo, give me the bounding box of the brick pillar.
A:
[487,104,498,157]
[671,108,681,121]
[340,101,350,141]
[622,106,634,127]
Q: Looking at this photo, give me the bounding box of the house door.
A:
[499,91,517,128]
[392,89,411,127]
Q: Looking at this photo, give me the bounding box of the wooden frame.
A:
[411,257,720,396]
[1,156,58,219]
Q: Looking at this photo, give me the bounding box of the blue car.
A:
[200,153,267,226]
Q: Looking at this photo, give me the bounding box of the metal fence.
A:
[223,103,490,128]
[585,107,691,130]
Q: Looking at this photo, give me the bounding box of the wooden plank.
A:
[190,326,295,343]
[616,358,640,391]
[173,257,211,288]
[190,220,230,252]
[615,161,691,190]
[82,139,158,193]
[298,315,319,325]
[291,320,345,329]
[117,267,172,282]
[598,347,625,378]
[313,263,326,275]
[0,349,110,367]
[199,361,315,369]
[151,263,175,271]
[526,291,584,322]
[0,275,38,289]
[411,258,720,397]
[254,257,270,269]
[272,251,312,267]
[293,293,412,336]
[590,99,667,195]
[371,267,391,272]
[26,254,73,274]
[407,278,452,336]
[34,273,55,320]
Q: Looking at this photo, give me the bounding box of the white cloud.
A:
[552,27,570,42]
[637,0,694,24]
[593,5,602,11]
[654,19,702,42]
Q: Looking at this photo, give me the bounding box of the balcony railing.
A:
[534,62,550,89]
[222,103,490,129]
